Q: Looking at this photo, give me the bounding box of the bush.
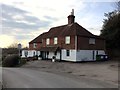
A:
[17,59,27,67]
[2,54,20,67]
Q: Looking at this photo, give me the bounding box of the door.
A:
[41,51,46,60]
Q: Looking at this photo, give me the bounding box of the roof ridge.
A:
[74,23,94,36]
[50,24,67,29]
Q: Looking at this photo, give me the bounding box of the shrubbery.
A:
[18,59,27,67]
[2,54,20,67]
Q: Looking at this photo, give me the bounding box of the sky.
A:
[0,0,117,48]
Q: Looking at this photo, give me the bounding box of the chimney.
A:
[67,9,75,24]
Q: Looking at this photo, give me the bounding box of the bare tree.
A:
[7,43,18,49]
[116,1,120,12]
[22,46,28,49]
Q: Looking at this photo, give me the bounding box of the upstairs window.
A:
[33,43,37,48]
[89,38,95,44]
[65,36,70,44]
[46,38,50,45]
[54,37,58,44]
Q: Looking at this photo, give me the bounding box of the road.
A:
[2,67,117,88]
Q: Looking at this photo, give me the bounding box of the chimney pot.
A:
[68,9,75,24]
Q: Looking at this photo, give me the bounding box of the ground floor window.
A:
[66,50,70,56]
[33,51,36,56]
[24,51,28,57]
[96,51,98,55]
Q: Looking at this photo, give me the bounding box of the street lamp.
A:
[18,43,22,56]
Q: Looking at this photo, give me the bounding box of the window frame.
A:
[33,51,36,56]
[89,38,95,44]
[33,43,37,48]
[24,50,28,57]
[65,36,70,44]
[46,38,50,45]
[66,50,70,56]
[54,37,58,44]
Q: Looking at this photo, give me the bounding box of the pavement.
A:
[2,67,118,88]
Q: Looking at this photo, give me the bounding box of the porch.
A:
[38,47,61,60]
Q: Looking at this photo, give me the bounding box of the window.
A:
[24,51,28,57]
[54,37,58,44]
[89,38,95,44]
[33,51,36,56]
[66,50,70,56]
[46,38,50,45]
[96,51,98,55]
[65,36,70,44]
[33,43,37,48]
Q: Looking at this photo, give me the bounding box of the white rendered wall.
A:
[28,50,36,57]
[21,50,27,58]
[37,51,41,56]
[76,50,93,61]
[21,50,37,58]
[76,50,105,61]
[48,52,60,60]
[21,49,105,61]
[48,52,54,59]
[56,52,60,59]
[62,49,76,62]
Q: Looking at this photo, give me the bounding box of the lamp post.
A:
[18,43,22,64]
[18,43,22,56]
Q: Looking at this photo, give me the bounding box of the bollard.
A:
[52,56,56,62]
[52,59,55,62]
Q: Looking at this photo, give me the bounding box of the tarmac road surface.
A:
[2,68,118,88]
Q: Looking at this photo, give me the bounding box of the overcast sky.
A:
[0,0,117,48]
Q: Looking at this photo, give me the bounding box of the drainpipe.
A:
[75,36,77,61]
[75,36,77,50]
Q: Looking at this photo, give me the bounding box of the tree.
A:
[7,43,18,49]
[100,1,120,50]
[116,1,120,12]
[2,43,19,60]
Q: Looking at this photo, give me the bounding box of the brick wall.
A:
[29,36,105,51]
[77,36,105,50]
[29,43,41,50]
[40,36,75,49]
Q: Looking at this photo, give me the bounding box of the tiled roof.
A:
[42,23,95,38]
[29,32,47,44]
[29,22,103,44]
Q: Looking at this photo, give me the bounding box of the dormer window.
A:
[65,36,70,44]
[89,38,95,44]
[54,37,58,44]
[46,38,50,45]
[33,43,37,48]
